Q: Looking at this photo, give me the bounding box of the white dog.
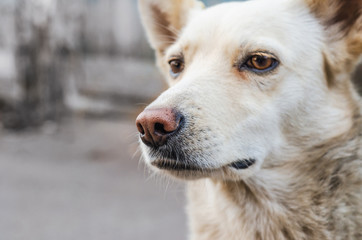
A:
[136,0,362,239]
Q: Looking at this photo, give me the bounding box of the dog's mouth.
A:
[147,139,256,172]
[151,160,204,171]
[151,158,256,172]
[229,158,256,170]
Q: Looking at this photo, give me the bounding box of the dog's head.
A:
[136,0,362,180]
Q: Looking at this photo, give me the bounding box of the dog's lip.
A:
[229,158,256,169]
[151,160,205,171]
[151,158,256,172]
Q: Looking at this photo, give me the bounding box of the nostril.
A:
[137,122,145,135]
[154,122,167,135]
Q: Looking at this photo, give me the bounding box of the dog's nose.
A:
[136,108,183,148]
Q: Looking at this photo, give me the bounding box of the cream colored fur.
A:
[138,0,362,239]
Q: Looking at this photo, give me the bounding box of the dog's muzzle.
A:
[136,108,256,173]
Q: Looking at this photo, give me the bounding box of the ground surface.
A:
[0,117,186,240]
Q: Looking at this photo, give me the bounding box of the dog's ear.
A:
[138,0,204,55]
[305,0,362,73]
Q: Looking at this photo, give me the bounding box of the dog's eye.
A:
[169,59,184,78]
[244,55,278,72]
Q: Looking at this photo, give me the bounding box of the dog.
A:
[136,0,362,239]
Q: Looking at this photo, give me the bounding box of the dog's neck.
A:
[188,108,361,240]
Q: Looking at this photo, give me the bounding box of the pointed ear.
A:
[305,0,362,70]
[306,0,361,34]
[138,0,204,55]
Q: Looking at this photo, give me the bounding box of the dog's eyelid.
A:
[168,57,184,64]
[248,51,278,60]
[234,50,279,65]
[167,52,184,62]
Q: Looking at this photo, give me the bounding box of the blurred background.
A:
[0,0,360,240]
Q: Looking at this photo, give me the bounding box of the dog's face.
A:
[137,0,362,180]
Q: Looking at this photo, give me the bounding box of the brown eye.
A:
[246,55,277,72]
[169,59,184,78]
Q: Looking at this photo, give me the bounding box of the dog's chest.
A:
[187,180,263,240]
[186,179,333,240]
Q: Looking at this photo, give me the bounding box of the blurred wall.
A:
[0,0,162,129]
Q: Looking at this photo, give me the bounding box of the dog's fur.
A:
[138,0,362,239]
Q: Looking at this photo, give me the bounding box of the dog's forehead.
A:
[174,0,321,60]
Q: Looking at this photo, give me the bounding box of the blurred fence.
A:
[0,0,360,130]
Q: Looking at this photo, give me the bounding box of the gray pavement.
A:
[0,117,187,240]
